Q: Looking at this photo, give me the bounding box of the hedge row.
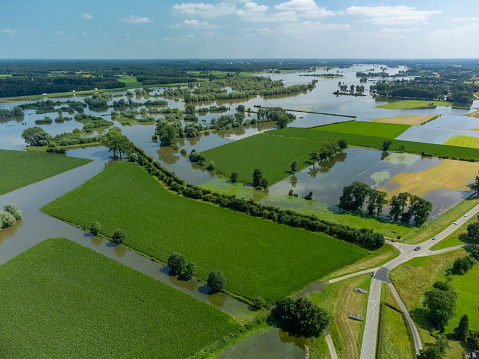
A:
[131,145,385,249]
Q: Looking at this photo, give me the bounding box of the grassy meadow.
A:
[0,238,238,358]
[202,133,325,184]
[376,100,452,110]
[309,274,371,359]
[42,162,367,301]
[315,121,410,139]
[267,127,479,161]
[0,149,91,195]
[444,135,479,149]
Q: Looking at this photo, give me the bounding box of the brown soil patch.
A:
[373,114,438,126]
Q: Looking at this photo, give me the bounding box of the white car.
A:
[464,213,468,217]
[454,220,459,225]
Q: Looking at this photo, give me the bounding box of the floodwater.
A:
[216,327,307,359]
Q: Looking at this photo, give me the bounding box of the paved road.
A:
[324,328,338,359]
[359,208,477,359]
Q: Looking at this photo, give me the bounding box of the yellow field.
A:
[383,159,479,198]
[372,114,439,126]
[444,135,479,149]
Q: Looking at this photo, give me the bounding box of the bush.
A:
[230,172,238,183]
[184,262,197,278]
[90,222,102,235]
[206,161,215,171]
[207,270,226,292]
[3,204,22,220]
[128,153,139,162]
[452,256,476,275]
[253,296,268,309]
[112,229,125,244]
[0,211,16,229]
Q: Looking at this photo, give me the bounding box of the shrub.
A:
[112,229,125,244]
[90,222,102,235]
[452,256,476,275]
[184,262,197,278]
[230,172,238,183]
[207,270,226,292]
[253,296,268,309]
[3,204,23,220]
[206,161,215,171]
[0,211,16,229]
[128,153,139,162]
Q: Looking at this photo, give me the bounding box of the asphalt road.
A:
[359,205,478,359]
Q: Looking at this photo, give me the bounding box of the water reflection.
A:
[114,244,127,257]
[0,219,23,244]
[91,236,103,246]
[157,146,181,164]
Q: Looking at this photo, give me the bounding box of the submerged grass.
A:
[444,135,479,149]
[315,121,410,139]
[42,162,367,302]
[0,149,91,195]
[371,114,439,126]
[0,238,238,359]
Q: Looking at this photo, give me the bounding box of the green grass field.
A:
[444,135,479,149]
[446,264,479,332]
[42,162,367,301]
[0,149,91,195]
[202,133,325,184]
[0,238,238,358]
[376,100,452,110]
[267,127,479,161]
[315,121,410,139]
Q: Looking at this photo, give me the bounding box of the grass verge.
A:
[41,161,367,302]
[0,149,91,195]
[0,237,238,358]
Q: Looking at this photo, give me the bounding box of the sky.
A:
[1,0,478,59]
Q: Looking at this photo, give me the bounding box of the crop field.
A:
[42,162,367,301]
[375,100,452,110]
[0,149,91,195]
[383,159,479,198]
[444,135,479,149]
[116,75,141,86]
[309,274,371,359]
[315,121,410,139]
[0,238,238,358]
[267,128,479,161]
[372,114,439,126]
[202,133,326,184]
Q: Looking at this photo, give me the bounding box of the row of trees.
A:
[309,139,347,165]
[0,106,23,118]
[338,183,432,226]
[128,144,386,249]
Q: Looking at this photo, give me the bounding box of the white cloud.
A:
[430,22,479,37]
[236,2,297,22]
[346,6,440,25]
[452,17,479,22]
[275,0,340,18]
[257,21,350,36]
[0,28,16,35]
[121,15,153,24]
[183,19,219,28]
[172,2,236,18]
[351,27,419,38]
[81,13,93,20]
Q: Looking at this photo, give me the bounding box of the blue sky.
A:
[1,0,478,59]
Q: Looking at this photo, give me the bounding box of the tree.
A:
[433,281,453,292]
[291,160,298,174]
[277,114,289,129]
[454,314,469,341]
[185,105,196,114]
[338,139,348,150]
[338,181,370,212]
[467,222,479,242]
[90,222,102,235]
[424,288,456,332]
[467,244,479,260]
[3,204,22,220]
[260,177,269,189]
[230,172,238,183]
[101,127,132,159]
[0,211,16,229]
[184,262,197,278]
[452,256,476,275]
[274,297,330,338]
[206,161,215,171]
[471,174,479,193]
[237,105,245,112]
[418,345,442,359]
[309,150,320,166]
[155,122,178,146]
[253,169,263,187]
[398,144,406,152]
[112,229,125,244]
[382,140,392,151]
[207,270,226,292]
[168,253,186,275]
[22,126,52,147]
[304,191,313,200]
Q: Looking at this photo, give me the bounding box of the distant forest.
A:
[0,59,478,99]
